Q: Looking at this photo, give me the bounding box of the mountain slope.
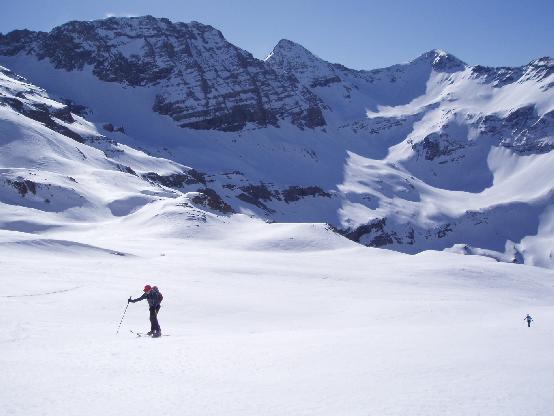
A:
[0,17,325,131]
[0,16,553,268]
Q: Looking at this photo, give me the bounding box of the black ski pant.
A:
[527,321,531,327]
[149,305,161,332]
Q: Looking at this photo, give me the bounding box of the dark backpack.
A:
[152,286,163,306]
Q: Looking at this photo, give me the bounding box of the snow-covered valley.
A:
[0,15,553,415]
[2,217,554,416]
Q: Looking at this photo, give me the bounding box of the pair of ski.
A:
[130,329,169,338]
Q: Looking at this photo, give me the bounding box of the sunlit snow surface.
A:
[0,21,553,415]
[1,217,554,416]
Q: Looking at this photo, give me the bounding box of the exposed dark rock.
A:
[117,165,136,176]
[62,99,88,116]
[1,97,84,143]
[235,183,279,212]
[7,179,37,196]
[239,183,279,202]
[52,106,75,123]
[470,58,554,88]
[0,17,327,132]
[177,104,280,132]
[298,106,326,129]
[142,169,206,188]
[282,186,331,203]
[0,29,42,56]
[412,134,465,160]
[429,51,467,72]
[191,188,234,214]
[222,170,244,176]
[234,183,331,210]
[343,218,396,247]
[506,104,535,124]
[471,65,523,88]
[478,105,554,154]
[1,96,24,111]
[406,228,415,245]
[520,57,554,83]
[102,123,125,134]
[436,223,452,238]
[237,192,274,213]
[309,75,341,88]
[512,249,524,264]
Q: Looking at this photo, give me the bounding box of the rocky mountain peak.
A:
[530,56,553,66]
[266,39,319,61]
[265,38,342,88]
[0,16,326,132]
[523,56,554,82]
[265,38,334,76]
[412,49,467,72]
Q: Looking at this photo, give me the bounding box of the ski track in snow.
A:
[1,286,82,298]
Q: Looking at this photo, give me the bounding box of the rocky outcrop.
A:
[142,170,206,188]
[477,106,554,154]
[0,17,326,132]
[6,178,37,196]
[341,218,397,247]
[236,183,278,212]
[412,134,466,161]
[282,186,331,203]
[191,188,234,214]
[234,183,332,211]
[0,95,84,143]
[471,57,554,87]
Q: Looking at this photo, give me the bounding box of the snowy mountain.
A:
[2,16,554,416]
[0,16,553,268]
[0,17,324,131]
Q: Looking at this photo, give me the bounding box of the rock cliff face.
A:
[0,16,325,131]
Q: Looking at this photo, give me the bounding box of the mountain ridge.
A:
[0,16,553,268]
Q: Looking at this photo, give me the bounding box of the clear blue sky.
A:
[1,0,553,69]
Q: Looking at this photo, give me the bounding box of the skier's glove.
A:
[128,297,132,303]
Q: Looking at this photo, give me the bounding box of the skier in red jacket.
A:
[129,285,163,337]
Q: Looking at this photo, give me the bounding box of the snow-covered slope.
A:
[0,16,553,268]
[1,16,554,415]
[2,216,554,416]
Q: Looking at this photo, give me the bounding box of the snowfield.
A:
[2,216,554,416]
[0,15,553,415]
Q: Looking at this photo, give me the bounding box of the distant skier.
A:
[129,285,163,337]
[524,314,533,328]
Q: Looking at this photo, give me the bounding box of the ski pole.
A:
[116,301,130,335]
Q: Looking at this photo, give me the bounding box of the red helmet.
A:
[143,285,152,292]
